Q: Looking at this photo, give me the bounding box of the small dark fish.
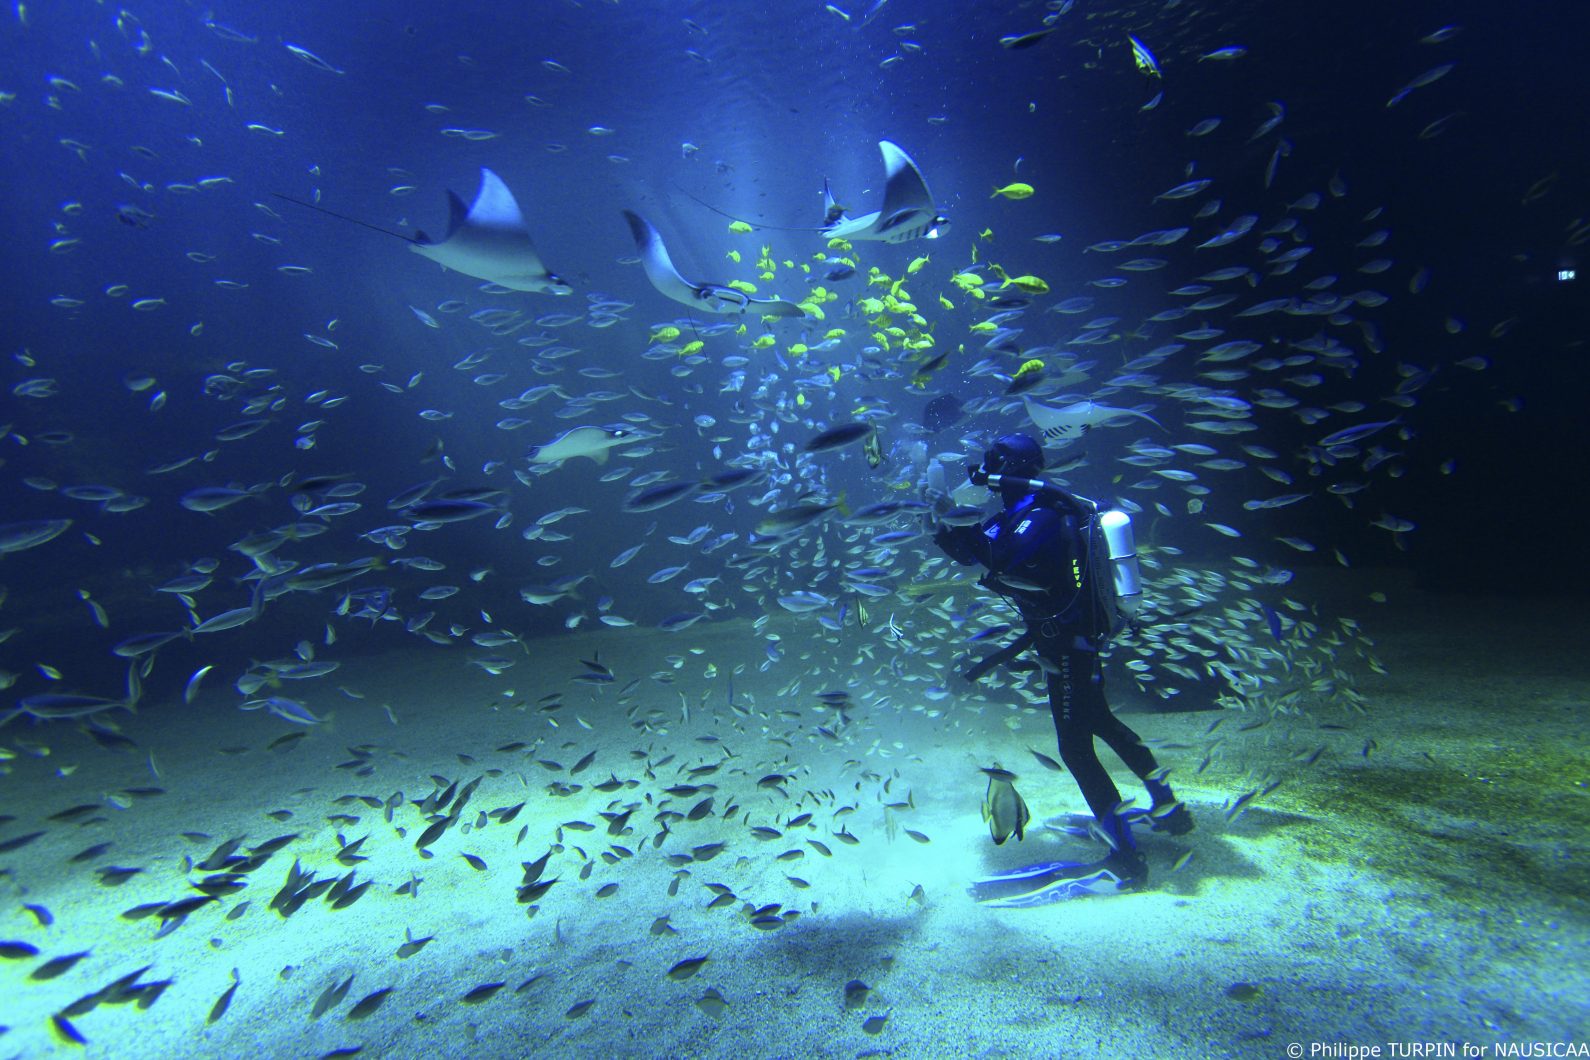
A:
[0,940,41,959]
[328,878,372,910]
[1000,25,1059,49]
[1029,748,1065,772]
[208,976,239,1024]
[844,979,870,1009]
[311,973,355,1019]
[565,998,596,1019]
[395,931,433,959]
[0,831,46,854]
[623,479,699,513]
[863,1014,888,1034]
[120,902,166,921]
[570,750,596,775]
[488,802,525,824]
[52,1013,87,1045]
[31,951,91,981]
[414,814,455,850]
[252,833,301,857]
[158,895,218,920]
[49,803,104,823]
[695,987,729,1017]
[460,853,487,871]
[517,878,559,903]
[462,981,506,1004]
[666,956,709,981]
[268,731,307,753]
[521,851,551,884]
[346,987,393,1019]
[804,422,874,453]
[24,903,53,927]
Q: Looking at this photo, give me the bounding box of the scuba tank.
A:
[1096,509,1142,632]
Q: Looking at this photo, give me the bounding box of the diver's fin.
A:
[970,856,1143,907]
[977,867,1137,907]
[1043,809,1151,838]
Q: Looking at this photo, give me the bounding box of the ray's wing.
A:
[624,210,700,306]
[624,210,807,318]
[1025,397,1164,445]
[876,141,934,226]
[464,168,528,233]
[1024,397,1089,444]
[412,169,565,293]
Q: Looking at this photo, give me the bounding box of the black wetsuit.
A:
[934,490,1163,829]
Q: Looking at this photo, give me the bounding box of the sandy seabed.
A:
[1,571,1585,1060]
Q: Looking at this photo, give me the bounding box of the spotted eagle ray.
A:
[273,168,571,294]
[623,210,807,317]
[1023,396,1165,446]
[822,140,949,243]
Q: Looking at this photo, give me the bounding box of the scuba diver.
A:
[931,433,1193,904]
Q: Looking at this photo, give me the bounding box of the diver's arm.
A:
[932,522,984,566]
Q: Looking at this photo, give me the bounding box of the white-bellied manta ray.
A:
[623,210,807,317]
[272,168,571,295]
[529,425,645,465]
[1024,396,1165,447]
[411,168,571,294]
[822,140,949,243]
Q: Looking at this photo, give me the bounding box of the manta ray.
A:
[1023,396,1165,447]
[822,140,949,243]
[529,425,644,465]
[273,168,571,294]
[410,169,571,294]
[623,210,807,317]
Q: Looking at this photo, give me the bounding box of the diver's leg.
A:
[1051,651,1151,881]
[1091,660,1195,835]
[1047,651,1124,823]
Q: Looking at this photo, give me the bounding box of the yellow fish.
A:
[1001,274,1050,295]
[906,254,930,275]
[727,221,754,234]
[991,183,1034,200]
[1013,358,1044,379]
[725,249,741,263]
[1129,35,1162,79]
[649,326,680,343]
